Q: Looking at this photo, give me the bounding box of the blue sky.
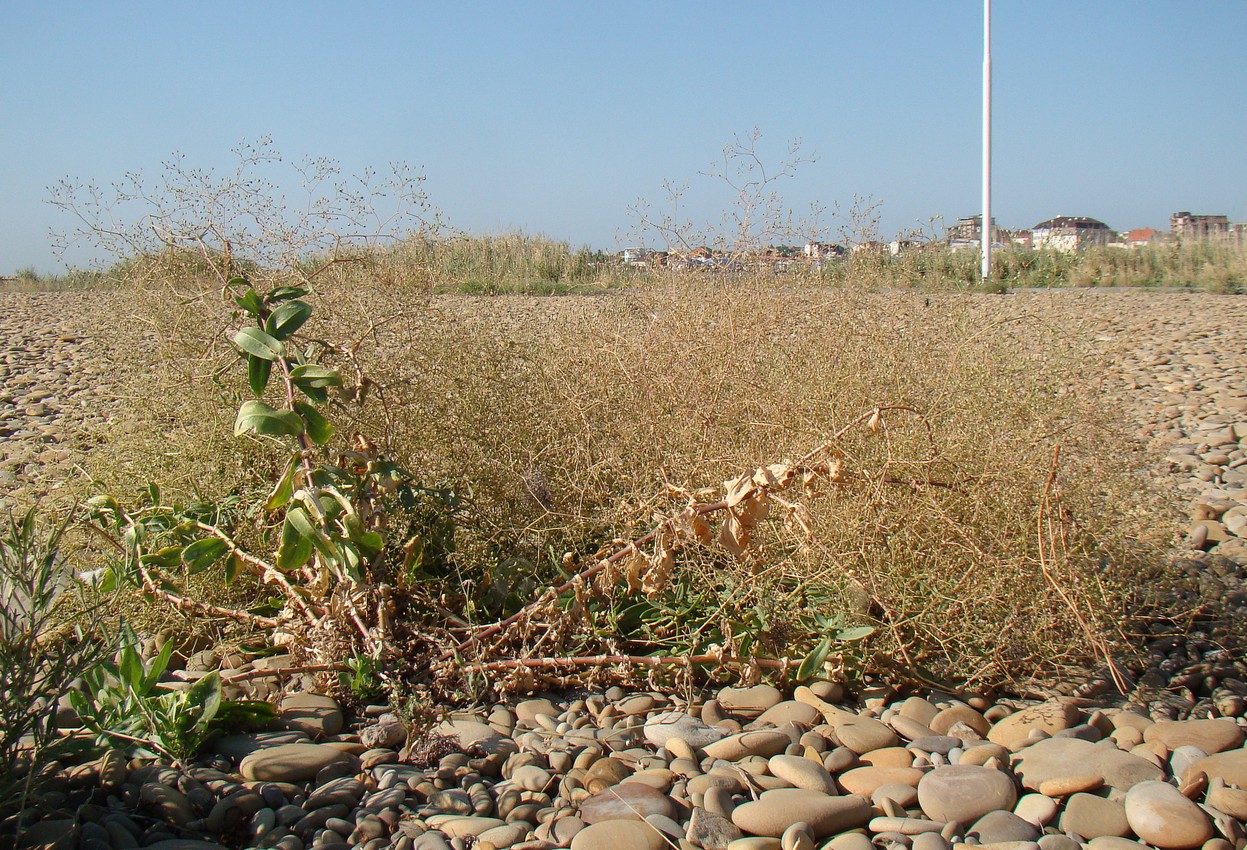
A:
[3,1,1245,273]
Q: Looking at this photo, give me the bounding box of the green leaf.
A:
[184,672,223,732]
[181,537,229,574]
[835,626,876,642]
[265,300,312,341]
[796,636,832,682]
[224,553,241,584]
[234,288,264,317]
[139,546,184,569]
[142,640,176,694]
[301,385,329,404]
[290,364,343,388]
[264,453,300,511]
[267,285,308,303]
[293,401,334,446]
[232,327,285,361]
[247,355,272,397]
[277,508,315,571]
[234,401,304,439]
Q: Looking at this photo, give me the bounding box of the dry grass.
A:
[72,264,1177,693]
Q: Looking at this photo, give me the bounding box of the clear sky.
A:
[3,1,1245,273]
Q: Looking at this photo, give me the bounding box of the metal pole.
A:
[981,0,992,283]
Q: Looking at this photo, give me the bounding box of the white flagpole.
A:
[981,0,992,283]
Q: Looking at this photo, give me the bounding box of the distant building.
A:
[803,242,846,259]
[1031,216,1113,252]
[1170,211,1230,240]
[1124,228,1165,246]
[947,215,1002,251]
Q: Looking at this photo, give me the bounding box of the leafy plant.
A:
[0,508,109,825]
[68,625,273,764]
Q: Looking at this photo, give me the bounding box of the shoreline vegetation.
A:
[5,232,1246,295]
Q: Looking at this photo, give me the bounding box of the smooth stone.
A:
[727,840,783,850]
[1013,738,1164,792]
[869,816,944,835]
[645,710,726,749]
[916,765,1018,825]
[986,700,1082,750]
[755,701,821,728]
[719,686,784,717]
[832,715,900,754]
[899,697,940,726]
[436,719,512,754]
[872,783,919,809]
[1060,793,1130,839]
[139,784,195,826]
[423,816,506,839]
[822,835,873,850]
[144,843,228,850]
[913,834,952,850]
[930,705,992,737]
[767,755,838,793]
[578,782,675,823]
[1123,780,1214,849]
[730,789,871,838]
[960,743,1011,766]
[1013,793,1058,827]
[1086,839,1149,850]
[1187,750,1247,787]
[968,810,1040,843]
[239,743,358,782]
[838,766,924,797]
[280,692,344,738]
[515,698,559,726]
[213,731,310,760]
[703,730,793,761]
[1144,719,1244,754]
[1037,773,1103,797]
[570,819,668,850]
[475,823,530,850]
[859,746,914,768]
[1206,784,1247,819]
[511,764,553,792]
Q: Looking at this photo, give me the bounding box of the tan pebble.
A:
[959,743,1011,766]
[665,736,697,762]
[869,816,944,834]
[837,766,925,797]
[1207,783,1247,819]
[1038,773,1104,797]
[859,747,914,768]
[930,705,992,737]
[1112,727,1145,749]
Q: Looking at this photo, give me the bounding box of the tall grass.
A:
[820,241,1246,293]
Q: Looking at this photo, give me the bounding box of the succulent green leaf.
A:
[234,288,264,317]
[835,626,876,642]
[277,508,315,571]
[796,637,833,682]
[181,537,229,574]
[290,364,343,388]
[234,401,304,439]
[293,401,334,445]
[264,453,300,511]
[265,300,313,341]
[247,354,272,397]
[232,327,285,361]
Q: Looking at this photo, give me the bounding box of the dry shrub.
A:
[77,262,1171,692]
[306,271,1165,690]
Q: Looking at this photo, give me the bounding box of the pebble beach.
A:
[5,285,1247,850]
